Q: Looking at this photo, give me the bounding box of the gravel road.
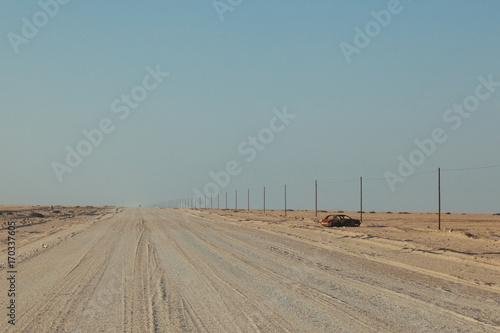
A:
[3,208,499,332]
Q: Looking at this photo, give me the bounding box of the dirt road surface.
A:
[2,208,499,332]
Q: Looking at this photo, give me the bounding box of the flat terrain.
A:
[1,206,499,332]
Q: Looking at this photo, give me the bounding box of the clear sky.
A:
[1,0,499,212]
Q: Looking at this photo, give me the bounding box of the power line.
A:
[363,169,437,181]
[318,177,359,184]
[442,164,500,172]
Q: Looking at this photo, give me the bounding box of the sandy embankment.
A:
[0,205,117,267]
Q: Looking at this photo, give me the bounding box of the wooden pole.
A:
[284,185,287,216]
[360,177,363,224]
[263,186,266,213]
[438,168,441,230]
[315,180,318,217]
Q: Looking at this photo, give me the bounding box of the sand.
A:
[0,206,498,332]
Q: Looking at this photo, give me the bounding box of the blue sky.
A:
[1,0,499,212]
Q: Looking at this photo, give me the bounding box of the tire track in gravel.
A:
[148,215,254,332]
[13,208,129,332]
[157,210,381,332]
[154,209,306,332]
[157,209,500,332]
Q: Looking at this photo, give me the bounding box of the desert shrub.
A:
[369,211,376,214]
[0,212,3,215]
[52,210,61,214]
[30,212,45,218]
[6,212,13,215]
[387,211,392,214]
[446,212,451,215]
[337,210,344,213]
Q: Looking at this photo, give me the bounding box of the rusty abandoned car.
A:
[321,214,361,227]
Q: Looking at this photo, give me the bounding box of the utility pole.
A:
[438,168,441,230]
[284,185,287,216]
[263,186,266,213]
[360,177,363,224]
[315,180,318,217]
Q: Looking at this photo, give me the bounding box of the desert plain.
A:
[1,205,499,332]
